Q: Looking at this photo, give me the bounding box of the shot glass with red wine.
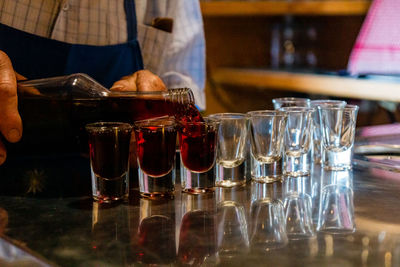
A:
[179,117,219,194]
[86,122,132,203]
[134,116,177,198]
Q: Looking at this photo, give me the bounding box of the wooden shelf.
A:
[212,68,400,102]
[201,1,371,16]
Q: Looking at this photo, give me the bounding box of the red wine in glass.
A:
[87,122,132,202]
[88,124,131,178]
[179,121,218,173]
[134,119,177,177]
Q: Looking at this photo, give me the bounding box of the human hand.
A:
[0,51,22,165]
[110,69,166,92]
[111,70,167,168]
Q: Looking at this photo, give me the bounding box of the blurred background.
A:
[200,0,400,126]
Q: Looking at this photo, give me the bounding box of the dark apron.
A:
[0,1,144,192]
[0,0,143,88]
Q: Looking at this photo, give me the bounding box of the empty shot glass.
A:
[319,104,359,170]
[310,100,347,164]
[280,107,314,177]
[247,110,287,183]
[179,117,219,194]
[208,113,248,188]
[86,122,132,202]
[272,97,311,109]
[134,116,177,198]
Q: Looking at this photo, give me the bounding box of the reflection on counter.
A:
[91,202,130,266]
[318,170,355,234]
[283,176,315,240]
[216,187,249,261]
[5,165,400,266]
[135,198,176,265]
[178,193,217,266]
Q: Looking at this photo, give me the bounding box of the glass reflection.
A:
[135,198,176,265]
[178,193,217,266]
[250,182,288,252]
[283,176,315,240]
[310,166,322,224]
[91,202,130,265]
[216,187,249,260]
[317,170,355,234]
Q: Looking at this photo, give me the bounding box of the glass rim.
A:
[272,97,311,103]
[247,110,286,117]
[278,107,315,113]
[134,116,176,128]
[85,121,132,132]
[179,117,219,126]
[318,104,359,111]
[310,100,347,106]
[208,112,247,119]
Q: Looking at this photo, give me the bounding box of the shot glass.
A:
[86,122,132,203]
[179,117,219,194]
[248,110,287,183]
[133,116,177,198]
[319,104,359,170]
[310,100,347,164]
[272,97,311,109]
[280,107,314,177]
[208,113,248,188]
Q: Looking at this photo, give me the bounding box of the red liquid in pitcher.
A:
[135,126,177,177]
[73,97,202,124]
[15,93,205,161]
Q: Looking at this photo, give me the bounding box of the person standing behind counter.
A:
[0,0,206,165]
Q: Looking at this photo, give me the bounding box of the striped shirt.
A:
[0,0,206,109]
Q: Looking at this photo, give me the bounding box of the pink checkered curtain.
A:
[348,0,400,75]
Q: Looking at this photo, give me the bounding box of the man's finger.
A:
[110,70,166,92]
[0,51,22,144]
[110,73,138,92]
[0,140,6,165]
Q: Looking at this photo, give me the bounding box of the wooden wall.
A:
[203,15,366,114]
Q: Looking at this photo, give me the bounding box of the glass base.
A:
[138,167,175,198]
[139,191,175,199]
[180,158,215,194]
[322,148,352,171]
[91,169,129,203]
[251,156,283,183]
[284,152,310,177]
[182,187,215,194]
[215,162,246,188]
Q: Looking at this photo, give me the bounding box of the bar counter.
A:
[1,126,400,266]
